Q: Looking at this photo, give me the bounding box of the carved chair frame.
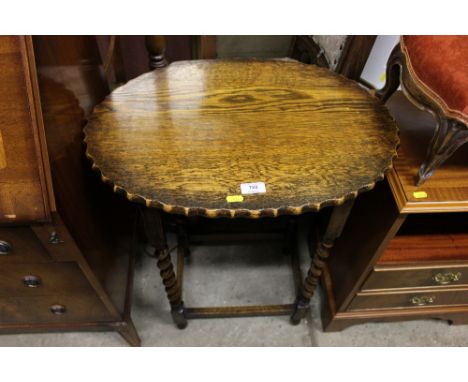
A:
[377,40,468,186]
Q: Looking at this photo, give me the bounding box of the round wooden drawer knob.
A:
[49,304,67,315]
[0,240,12,255]
[23,275,42,288]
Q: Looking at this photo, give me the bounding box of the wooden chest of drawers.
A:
[0,36,52,223]
[0,231,113,324]
[321,93,468,331]
[0,36,140,345]
[362,265,468,291]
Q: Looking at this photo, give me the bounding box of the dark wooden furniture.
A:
[192,35,376,82]
[377,36,468,186]
[290,36,376,81]
[322,93,468,331]
[84,58,398,328]
[0,36,140,346]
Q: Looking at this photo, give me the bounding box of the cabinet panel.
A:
[0,36,50,223]
[0,36,138,345]
[321,93,468,332]
[0,262,96,298]
[378,233,468,264]
[350,288,468,310]
[0,293,114,324]
[0,226,51,264]
[362,265,468,291]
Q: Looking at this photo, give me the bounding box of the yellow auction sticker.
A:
[413,191,428,199]
[226,195,244,203]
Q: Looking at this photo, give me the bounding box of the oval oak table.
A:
[84,60,399,328]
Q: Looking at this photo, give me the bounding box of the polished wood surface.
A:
[350,288,468,311]
[0,293,114,324]
[390,94,468,212]
[322,264,468,331]
[388,128,468,212]
[0,36,54,223]
[0,36,140,346]
[325,179,405,310]
[378,233,468,264]
[32,36,140,345]
[32,35,133,313]
[85,60,398,218]
[0,262,103,298]
[362,264,468,291]
[321,93,468,331]
[0,226,52,264]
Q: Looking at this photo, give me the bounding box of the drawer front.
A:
[0,36,50,223]
[362,266,468,291]
[0,293,114,324]
[0,226,51,263]
[0,262,95,297]
[349,289,468,311]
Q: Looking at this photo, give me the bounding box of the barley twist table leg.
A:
[142,208,187,329]
[291,199,355,325]
[176,218,191,258]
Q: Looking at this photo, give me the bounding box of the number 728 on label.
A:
[240,182,266,195]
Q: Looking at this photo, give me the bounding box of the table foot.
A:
[171,302,188,329]
[290,298,309,325]
[156,247,187,328]
[142,208,186,329]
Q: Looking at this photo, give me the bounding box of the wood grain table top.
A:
[84,60,399,218]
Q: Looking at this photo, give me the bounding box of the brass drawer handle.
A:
[23,275,42,288]
[410,296,435,306]
[433,272,462,285]
[0,240,12,255]
[49,304,66,315]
